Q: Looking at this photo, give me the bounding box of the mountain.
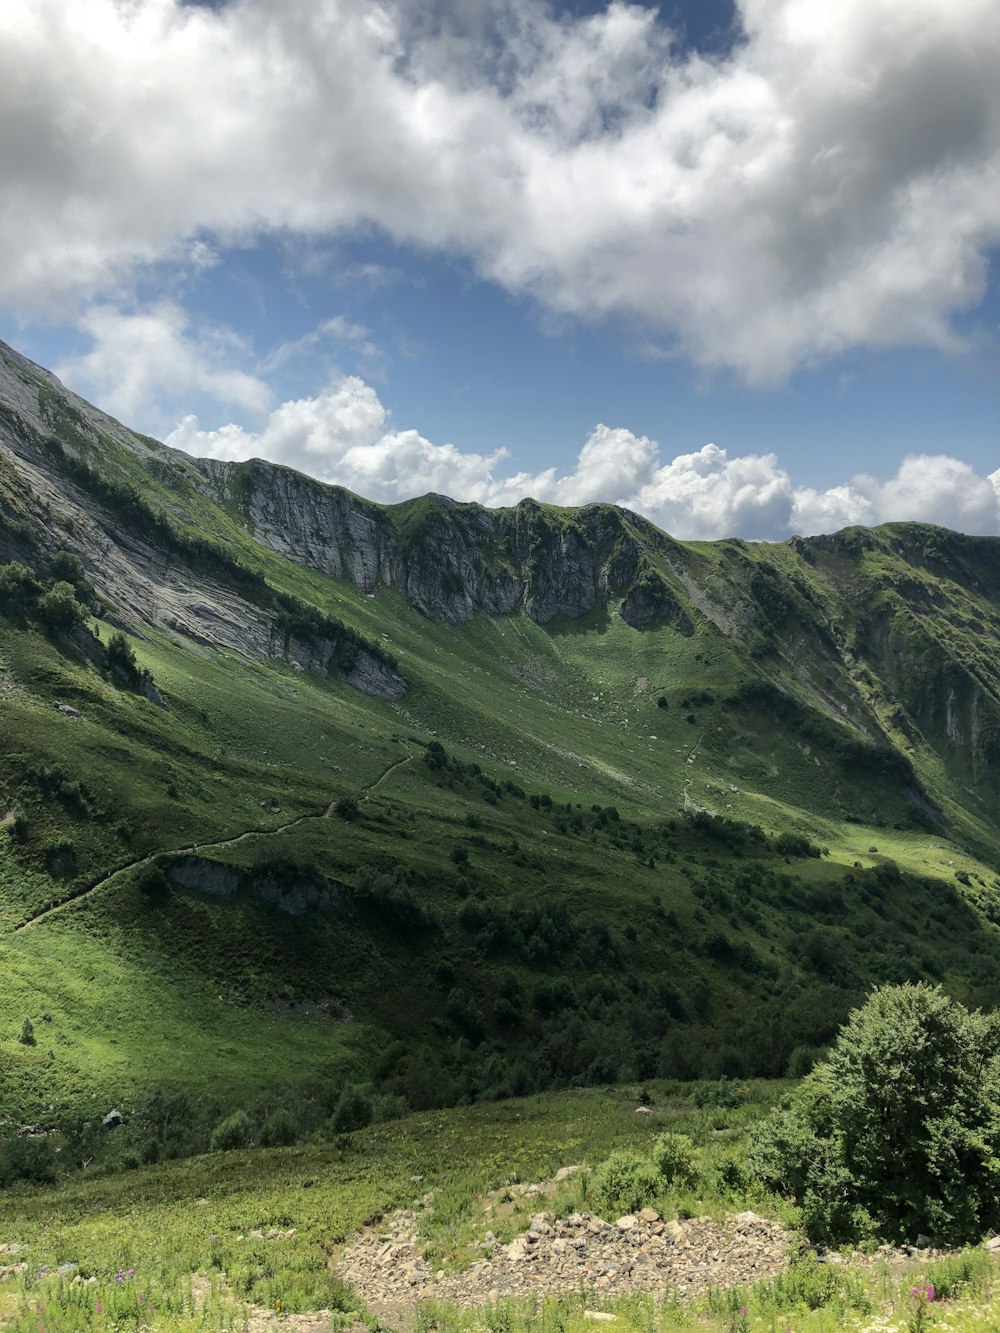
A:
[3,335,1000,1158]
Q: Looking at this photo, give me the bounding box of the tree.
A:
[749,983,1000,1246]
[37,580,85,630]
[210,1108,253,1151]
[107,631,138,675]
[0,561,40,616]
[19,1018,36,1046]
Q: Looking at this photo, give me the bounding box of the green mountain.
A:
[3,334,1000,1158]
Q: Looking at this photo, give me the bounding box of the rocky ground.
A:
[338,1203,792,1315]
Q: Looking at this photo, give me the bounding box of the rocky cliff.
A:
[4,334,1000,815]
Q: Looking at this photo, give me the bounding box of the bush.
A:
[692,1077,746,1109]
[259,1108,299,1147]
[754,1256,871,1316]
[107,630,138,673]
[0,561,40,615]
[749,983,1000,1246]
[591,1149,661,1216]
[37,579,85,629]
[19,1018,36,1046]
[329,1085,373,1134]
[922,1248,993,1302]
[334,796,359,821]
[210,1109,254,1151]
[0,1135,57,1187]
[651,1132,699,1188]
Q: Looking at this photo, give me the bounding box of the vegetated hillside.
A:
[3,334,1000,1152]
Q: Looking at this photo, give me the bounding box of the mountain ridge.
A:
[5,334,1000,1136]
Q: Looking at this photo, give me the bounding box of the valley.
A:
[3,339,1000,1329]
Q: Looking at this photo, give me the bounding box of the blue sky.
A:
[1,0,998,539]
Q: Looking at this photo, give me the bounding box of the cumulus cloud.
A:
[57,303,271,431]
[3,0,1000,378]
[165,375,1000,539]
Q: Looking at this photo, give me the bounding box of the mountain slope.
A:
[3,335,1000,1153]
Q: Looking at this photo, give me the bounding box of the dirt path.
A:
[363,753,414,801]
[14,750,417,935]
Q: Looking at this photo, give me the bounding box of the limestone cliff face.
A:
[0,341,404,700]
[199,457,396,593]
[199,461,696,632]
[7,333,1000,802]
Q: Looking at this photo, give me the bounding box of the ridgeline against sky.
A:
[1,0,998,538]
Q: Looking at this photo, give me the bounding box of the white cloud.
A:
[2,0,999,379]
[166,376,514,503]
[57,303,271,431]
[166,375,1000,539]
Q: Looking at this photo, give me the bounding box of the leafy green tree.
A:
[107,630,138,674]
[209,1108,254,1151]
[329,1085,373,1133]
[749,983,1000,1245]
[48,551,89,593]
[19,1018,36,1046]
[0,561,40,615]
[259,1108,299,1147]
[37,580,85,629]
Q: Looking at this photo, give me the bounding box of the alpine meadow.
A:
[4,330,1000,1328]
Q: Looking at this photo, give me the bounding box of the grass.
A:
[7,353,1000,1330]
[1,1086,999,1331]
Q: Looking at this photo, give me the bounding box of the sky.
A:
[1,0,998,540]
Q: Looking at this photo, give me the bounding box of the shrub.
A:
[651,1132,699,1188]
[48,550,88,590]
[259,1108,299,1147]
[210,1109,254,1151]
[44,837,76,877]
[0,1135,57,1186]
[775,831,821,858]
[709,1150,751,1196]
[0,560,40,615]
[107,630,138,673]
[591,1149,661,1216]
[329,1085,373,1134]
[754,1256,871,1315]
[19,1018,36,1046]
[37,579,85,629]
[334,796,359,821]
[749,983,1000,1245]
[692,1077,746,1109]
[136,864,170,902]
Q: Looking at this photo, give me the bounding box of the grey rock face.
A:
[0,340,406,700]
[200,467,696,633]
[167,855,346,915]
[619,575,694,634]
[198,458,395,593]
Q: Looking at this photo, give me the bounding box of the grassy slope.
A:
[3,1085,1000,1333]
[3,360,1000,1139]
